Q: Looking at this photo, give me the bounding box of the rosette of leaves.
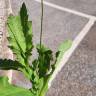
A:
[0,2,72,96]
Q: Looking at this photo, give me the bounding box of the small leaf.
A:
[58,40,72,52]
[36,44,53,77]
[55,40,72,69]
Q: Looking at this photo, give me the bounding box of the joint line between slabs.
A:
[48,19,95,87]
[35,0,96,21]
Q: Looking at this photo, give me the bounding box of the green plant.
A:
[0,1,72,96]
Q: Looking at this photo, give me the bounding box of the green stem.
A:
[39,79,49,96]
[40,0,44,48]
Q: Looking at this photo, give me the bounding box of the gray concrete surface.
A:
[45,0,96,16]
[47,23,96,96]
[1,0,96,96]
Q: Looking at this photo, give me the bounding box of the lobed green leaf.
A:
[7,3,33,65]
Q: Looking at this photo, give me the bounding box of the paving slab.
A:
[47,23,96,96]
[45,0,96,16]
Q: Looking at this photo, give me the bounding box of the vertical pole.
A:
[40,0,43,48]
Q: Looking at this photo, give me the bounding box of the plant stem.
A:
[40,0,43,48]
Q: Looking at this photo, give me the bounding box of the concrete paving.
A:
[45,0,96,16]
[47,23,96,96]
[1,0,96,96]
